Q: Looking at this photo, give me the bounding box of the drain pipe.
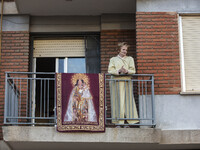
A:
[0,0,4,65]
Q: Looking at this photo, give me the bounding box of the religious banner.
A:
[56,73,105,132]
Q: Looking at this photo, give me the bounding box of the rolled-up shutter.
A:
[182,16,200,91]
[33,39,85,57]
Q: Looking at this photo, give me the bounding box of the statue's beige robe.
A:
[108,56,139,124]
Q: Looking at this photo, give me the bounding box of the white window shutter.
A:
[182,16,200,91]
[33,39,85,57]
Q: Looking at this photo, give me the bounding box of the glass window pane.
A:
[59,58,64,73]
[67,58,86,73]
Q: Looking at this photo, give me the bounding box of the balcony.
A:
[4,72,155,127]
[2,72,159,150]
[4,72,200,150]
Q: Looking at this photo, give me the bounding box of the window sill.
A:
[180,92,200,95]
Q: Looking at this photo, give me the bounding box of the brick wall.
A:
[0,31,30,139]
[100,29,136,73]
[136,12,181,95]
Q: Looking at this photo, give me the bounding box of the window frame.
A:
[179,15,186,93]
[30,33,100,73]
[30,33,100,123]
[179,15,200,94]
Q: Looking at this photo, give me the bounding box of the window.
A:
[31,35,100,122]
[33,36,100,73]
[57,57,86,73]
[67,58,86,73]
[179,16,200,92]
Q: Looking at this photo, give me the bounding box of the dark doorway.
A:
[35,58,55,124]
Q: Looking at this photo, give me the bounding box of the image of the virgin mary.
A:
[63,74,97,124]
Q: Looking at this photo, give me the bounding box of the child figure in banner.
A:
[64,74,97,123]
[108,42,139,125]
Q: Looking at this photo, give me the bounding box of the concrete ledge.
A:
[137,0,200,12]
[4,126,200,144]
[1,15,29,31]
[3,126,160,144]
[3,127,200,150]
[0,2,18,14]
[161,130,200,144]
[180,92,200,95]
[0,140,11,150]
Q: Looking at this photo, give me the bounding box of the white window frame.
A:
[179,16,186,92]
[64,58,68,73]
[56,58,68,73]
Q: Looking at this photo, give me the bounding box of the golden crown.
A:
[71,73,90,87]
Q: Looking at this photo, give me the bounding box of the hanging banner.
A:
[56,73,105,132]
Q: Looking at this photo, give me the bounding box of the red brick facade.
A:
[0,31,30,139]
[136,12,181,94]
[100,29,136,73]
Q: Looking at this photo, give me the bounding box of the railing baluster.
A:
[131,80,133,121]
[29,78,32,118]
[16,78,18,123]
[47,79,49,117]
[8,84,11,118]
[115,80,117,121]
[32,76,36,125]
[138,80,141,119]
[54,76,57,123]
[4,73,8,123]
[145,81,147,119]
[7,82,9,119]
[12,78,15,122]
[125,81,127,121]
[117,81,120,122]
[142,81,144,120]
[40,79,43,117]
[26,79,28,117]
[151,75,155,126]
[44,79,46,117]
[8,82,11,118]
[105,76,107,124]
[19,78,21,118]
[129,81,131,120]
[109,80,114,122]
